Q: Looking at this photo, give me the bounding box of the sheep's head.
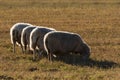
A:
[80,43,90,60]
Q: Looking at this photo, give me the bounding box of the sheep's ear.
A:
[81,44,85,49]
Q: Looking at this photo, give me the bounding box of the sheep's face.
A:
[80,43,90,60]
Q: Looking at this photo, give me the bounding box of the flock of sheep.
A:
[10,23,90,61]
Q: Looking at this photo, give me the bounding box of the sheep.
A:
[29,27,56,60]
[43,31,90,61]
[10,22,32,53]
[21,25,37,53]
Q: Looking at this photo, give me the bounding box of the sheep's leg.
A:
[13,43,16,53]
[20,43,24,53]
[48,52,52,61]
[33,50,37,61]
[13,40,16,53]
[33,50,35,60]
[28,44,30,50]
[24,45,27,53]
[50,53,52,61]
[28,44,32,53]
[38,50,43,59]
[49,53,52,61]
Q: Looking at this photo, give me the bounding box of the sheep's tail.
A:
[21,28,26,46]
[10,28,17,44]
[29,30,37,51]
[43,31,56,55]
[43,32,49,55]
[10,28,14,44]
[10,28,21,46]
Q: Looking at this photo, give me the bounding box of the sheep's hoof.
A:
[32,58,37,62]
[32,57,41,62]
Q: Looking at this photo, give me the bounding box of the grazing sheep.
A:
[44,31,90,61]
[29,27,56,60]
[10,23,32,53]
[21,25,37,53]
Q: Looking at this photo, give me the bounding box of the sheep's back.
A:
[46,32,82,53]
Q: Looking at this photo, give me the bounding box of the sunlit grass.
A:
[0,0,120,80]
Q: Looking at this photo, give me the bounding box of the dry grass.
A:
[0,0,120,80]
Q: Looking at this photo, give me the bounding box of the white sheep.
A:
[29,27,56,60]
[21,25,37,53]
[10,22,32,53]
[43,31,90,61]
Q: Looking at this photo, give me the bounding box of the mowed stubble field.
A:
[0,0,120,80]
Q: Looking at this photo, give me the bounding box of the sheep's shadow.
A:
[54,54,120,69]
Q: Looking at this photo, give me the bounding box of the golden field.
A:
[0,0,120,80]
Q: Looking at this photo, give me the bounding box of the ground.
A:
[0,0,120,80]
